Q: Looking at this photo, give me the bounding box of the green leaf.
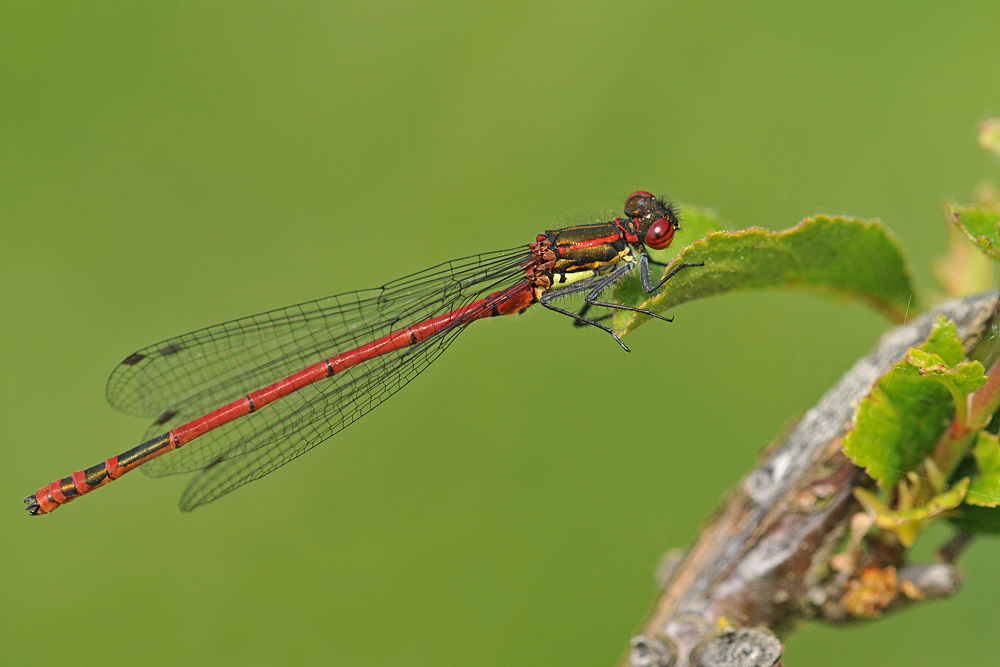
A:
[926,359,988,396]
[842,316,967,488]
[843,385,909,488]
[948,204,1000,260]
[914,315,965,367]
[906,347,987,398]
[904,316,988,430]
[967,472,1000,508]
[974,430,1000,472]
[948,435,1000,531]
[856,479,969,548]
[903,348,947,371]
[614,216,917,335]
[966,432,1000,508]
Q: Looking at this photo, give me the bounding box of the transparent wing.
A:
[106,247,531,420]
[176,323,467,510]
[102,246,534,508]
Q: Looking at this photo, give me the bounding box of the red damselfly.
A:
[25,191,701,515]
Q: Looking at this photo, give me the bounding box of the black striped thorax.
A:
[545,218,637,275]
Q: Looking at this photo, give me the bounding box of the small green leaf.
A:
[842,316,969,488]
[915,315,965,367]
[948,204,1000,260]
[974,431,1000,472]
[903,347,947,371]
[948,435,1000,530]
[856,478,969,548]
[967,432,1000,508]
[903,317,987,429]
[940,362,988,396]
[842,372,953,489]
[967,473,1000,508]
[843,386,908,488]
[614,216,917,335]
[906,347,987,399]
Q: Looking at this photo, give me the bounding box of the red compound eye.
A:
[644,217,675,249]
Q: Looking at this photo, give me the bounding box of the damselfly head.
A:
[625,191,679,250]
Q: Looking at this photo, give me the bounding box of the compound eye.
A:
[625,191,655,218]
[644,217,675,250]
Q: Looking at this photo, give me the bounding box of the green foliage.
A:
[615,135,1000,546]
[911,316,966,368]
[840,312,1000,541]
[855,478,969,548]
[948,204,1000,260]
[613,214,918,335]
[907,346,988,392]
[842,315,965,489]
[966,432,1000,508]
[905,344,988,428]
[950,433,1000,532]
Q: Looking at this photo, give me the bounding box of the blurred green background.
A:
[3,2,999,665]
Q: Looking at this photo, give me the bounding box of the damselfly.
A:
[25,191,701,514]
